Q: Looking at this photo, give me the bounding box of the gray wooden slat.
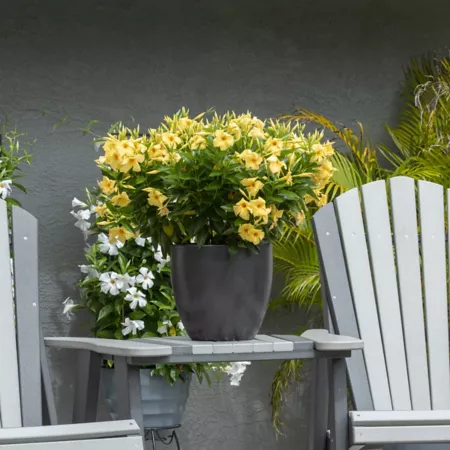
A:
[40,339,57,426]
[312,203,373,411]
[352,425,450,445]
[390,177,431,410]
[419,181,450,410]
[44,337,172,357]
[114,357,144,437]
[11,206,42,426]
[255,335,293,351]
[0,200,22,427]
[361,180,411,411]
[351,410,450,426]
[73,351,101,423]
[301,329,363,351]
[335,188,392,410]
[272,335,315,351]
[0,436,144,450]
[0,420,140,444]
[329,358,348,450]
[135,338,195,356]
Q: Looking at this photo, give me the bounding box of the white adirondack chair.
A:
[0,200,145,449]
[312,176,450,450]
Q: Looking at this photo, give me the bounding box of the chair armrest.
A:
[44,337,173,358]
[301,329,363,352]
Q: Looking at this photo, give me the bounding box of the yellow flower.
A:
[295,211,306,227]
[248,127,266,140]
[265,137,283,155]
[213,130,234,151]
[178,118,193,130]
[144,188,168,208]
[116,139,136,154]
[109,226,133,244]
[148,144,165,159]
[227,122,242,140]
[251,117,265,129]
[162,132,182,147]
[238,223,265,245]
[249,197,270,220]
[120,151,145,173]
[98,176,116,195]
[238,149,263,171]
[281,171,293,185]
[158,205,169,217]
[233,198,253,220]
[240,178,264,197]
[270,205,284,229]
[104,147,125,171]
[94,204,109,217]
[267,155,286,175]
[311,141,335,162]
[111,192,131,207]
[312,159,335,189]
[316,193,328,207]
[190,135,207,150]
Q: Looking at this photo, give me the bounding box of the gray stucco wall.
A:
[1,0,450,448]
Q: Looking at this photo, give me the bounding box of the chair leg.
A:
[329,358,348,450]
[309,357,330,450]
[40,339,58,425]
[114,356,145,438]
[73,350,101,423]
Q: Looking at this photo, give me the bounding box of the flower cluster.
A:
[68,191,215,383]
[94,110,335,255]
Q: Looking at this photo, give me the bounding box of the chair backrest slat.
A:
[312,203,373,410]
[334,188,392,410]
[0,201,22,427]
[12,205,42,426]
[390,177,431,410]
[418,181,450,409]
[360,180,411,410]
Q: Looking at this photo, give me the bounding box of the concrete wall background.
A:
[1,0,450,448]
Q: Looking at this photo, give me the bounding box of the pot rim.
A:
[171,242,272,248]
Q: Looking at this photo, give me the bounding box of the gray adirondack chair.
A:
[0,200,144,449]
[312,176,450,449]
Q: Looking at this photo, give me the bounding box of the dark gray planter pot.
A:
[171,243,273,341]
[102,368,191,429]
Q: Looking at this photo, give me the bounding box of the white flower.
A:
[62,297,78,319]
[121,317,145,336]
[71,209,91,232]
[224,362,251,386]
[154,246,170,272]
[125,287,147,310]
[157,320,172,335]
[117,273,136,292]
[72,197,88,209]
[177,320,185,331]
[136,267,155,290]
[0,180,12,199]
[97,233,124,256]
[135,236,146,247]
[79,264,99,279]
[99,272,123,296]
[147,237,153,244]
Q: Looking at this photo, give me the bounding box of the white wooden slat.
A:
[211,343,234,354]
[335,188,392,410]
[11,206,42,426]
[351,410,450,427]
[251,339,274,353]
[390,177,431,410]
[255,335,294,352]
[0,200,22,427]
[418,181,450,410]
[361,180,411,411]
[0,436,144,450]
[352,425,450,445]
[0,420,140,444]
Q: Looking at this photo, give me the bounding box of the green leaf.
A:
[278,190,299,201]
[97,303,115,322]
[130,310,146,320]
[142,331,158,338]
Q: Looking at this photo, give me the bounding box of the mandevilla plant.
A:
[94,109,335,255]
[67,188,220,384]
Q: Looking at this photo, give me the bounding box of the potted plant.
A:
[67,187,220,429]
[93,110,334,341]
